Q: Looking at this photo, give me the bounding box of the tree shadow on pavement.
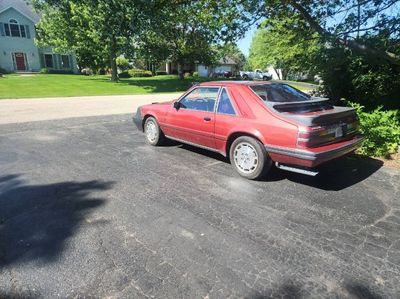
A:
[0,174,113,267]
[247,280,384,299]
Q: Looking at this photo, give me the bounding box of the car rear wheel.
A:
[263,76,270,81]
[144,116,165,146]
[229,136,272,180]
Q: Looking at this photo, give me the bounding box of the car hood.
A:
[142,100,174,108]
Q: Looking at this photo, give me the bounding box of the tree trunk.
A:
[178,62,184,80]
[109,38,118,82]
[273,67,281,80]
[281,69,288,80]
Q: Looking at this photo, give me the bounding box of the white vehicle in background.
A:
[240,69,272,80]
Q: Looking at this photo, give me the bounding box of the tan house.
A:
[158,57,237,77]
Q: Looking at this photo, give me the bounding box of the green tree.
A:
[245,0,400,107]
[249,17,321,79]
[34,0,144,81]
[248,0,400,66]
[216,43,247,73]
[138,0,256,79]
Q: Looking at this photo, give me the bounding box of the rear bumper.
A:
[133,107,143,131]
[266,135,364,168]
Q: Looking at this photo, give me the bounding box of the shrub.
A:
[192,71,199,78]
[349,102,400,158]
[81,68,93,76]
[184,72,192,78]
[40,68,49,74]
[0,67,10,74]
[317,47,400,110]
[128,69,152,77]
[49,69,74,74]
[116,57,130,71]
[118,71,131,78]
[156,71,168,76]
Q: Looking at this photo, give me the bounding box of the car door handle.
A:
[203,117,212,121]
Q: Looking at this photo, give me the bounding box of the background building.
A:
[0,0,78,73]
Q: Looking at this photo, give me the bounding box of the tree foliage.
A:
[34,0,147,81]
[137,0,255,78]
[249,16,321,79]
[214,43,247,72]
[245,0,400,108]
[247,0,400,66]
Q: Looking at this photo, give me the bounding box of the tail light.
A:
[297,121,359,148]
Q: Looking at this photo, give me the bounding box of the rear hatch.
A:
[249,84,360,148]
[272,99,359,148]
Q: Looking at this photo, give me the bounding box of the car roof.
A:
[197,81,275,87]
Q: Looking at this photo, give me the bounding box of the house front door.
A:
[14,53,26,71]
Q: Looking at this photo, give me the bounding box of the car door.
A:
[164,86,220,149]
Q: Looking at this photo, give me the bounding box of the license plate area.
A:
[335,126,343,138]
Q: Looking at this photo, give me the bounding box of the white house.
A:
[0,0,78,73]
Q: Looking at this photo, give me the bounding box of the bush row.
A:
[40,68,74,74]
[349,102,400,158]
[119,69,153,78]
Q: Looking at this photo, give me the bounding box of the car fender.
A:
[224,127,268,155]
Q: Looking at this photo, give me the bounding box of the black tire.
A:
[263,76,271,81]
[229,136,272,180]
[144,116,165,146]
[242,74,249,80]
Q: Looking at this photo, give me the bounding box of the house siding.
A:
[0,7,40,72]
[0,7,78,73]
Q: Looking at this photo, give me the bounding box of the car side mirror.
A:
[173,101,181,110]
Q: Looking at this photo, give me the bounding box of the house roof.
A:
[0,0,40,23]
[218,57,237,65]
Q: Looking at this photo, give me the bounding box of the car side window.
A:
[217,88,236,115]
[179,87,219,112]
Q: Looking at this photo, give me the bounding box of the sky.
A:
[236,24,258,57]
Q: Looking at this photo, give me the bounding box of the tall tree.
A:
[249,17,321,79]
[34,0,144,81]
[247,0,400,66]
[138,0,256,79]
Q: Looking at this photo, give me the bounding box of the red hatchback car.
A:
[133,81,363,179]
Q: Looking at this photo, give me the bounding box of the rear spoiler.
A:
[267,97,330,110]
[265,98,356,126]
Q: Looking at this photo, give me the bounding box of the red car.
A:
[133,81,363,179]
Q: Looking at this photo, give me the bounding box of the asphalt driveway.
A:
[0,114,399,298]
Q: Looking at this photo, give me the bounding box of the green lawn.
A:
[0,74,314,99]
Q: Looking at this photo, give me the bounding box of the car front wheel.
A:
[144,116,165,146]
[229,136,272,180]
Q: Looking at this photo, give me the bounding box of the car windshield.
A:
[250,83,311,103]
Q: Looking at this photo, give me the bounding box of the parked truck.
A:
[240,69,272,80]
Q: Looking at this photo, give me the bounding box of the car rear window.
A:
[250,83,311,102]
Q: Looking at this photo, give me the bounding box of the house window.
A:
[1,20,30,38]
[20,25,26,38]
[9,19,21,37]
[61,55,70,68]
[4,23,10,36]
[44,54,54,68]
